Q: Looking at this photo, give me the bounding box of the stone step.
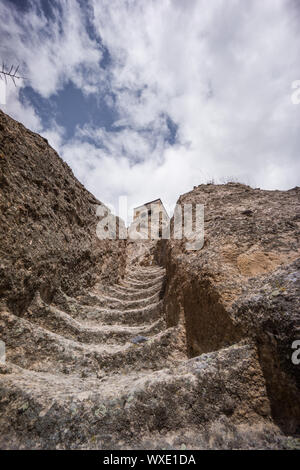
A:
[59,298,163,326]
[52,290,163,324]
[0,343,265,450]
[120,277,164,290]
[97,291,161,310]
[77,301,163,326]
[24,295,166,345]
[103,282,162,301]
[124,270,165,282]
[125,265,164,274]
[0,311,180,378]
[76,290,161,310]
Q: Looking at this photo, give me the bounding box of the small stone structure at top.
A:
[131,198,170,240]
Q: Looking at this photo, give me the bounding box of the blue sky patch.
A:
[20,82,118,141]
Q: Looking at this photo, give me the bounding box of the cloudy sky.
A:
[0,0,300,218]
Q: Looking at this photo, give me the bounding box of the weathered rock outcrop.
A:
[0,111,299,449]
[158,183,300,434]
[0,252,291,450]
[0,110,126,313]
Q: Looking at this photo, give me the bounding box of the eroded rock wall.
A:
[158,183,300,433]
[0,110,126,314]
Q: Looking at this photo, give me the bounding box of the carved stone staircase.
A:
[0,264,282,449]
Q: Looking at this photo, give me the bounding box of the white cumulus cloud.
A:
[1,0,300,215]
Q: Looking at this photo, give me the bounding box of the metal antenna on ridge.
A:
[0,63,25,86]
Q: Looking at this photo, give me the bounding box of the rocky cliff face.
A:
[0,110,126,314]
[158,183,300,434]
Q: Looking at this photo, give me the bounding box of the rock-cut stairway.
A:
[0,264,279,449]
[0,265,180,447]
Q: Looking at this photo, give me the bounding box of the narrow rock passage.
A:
[0,257,286,449]
[0,109,297,450]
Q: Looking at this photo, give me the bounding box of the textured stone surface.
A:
[0,110,126,314]
[158,183,300,434]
